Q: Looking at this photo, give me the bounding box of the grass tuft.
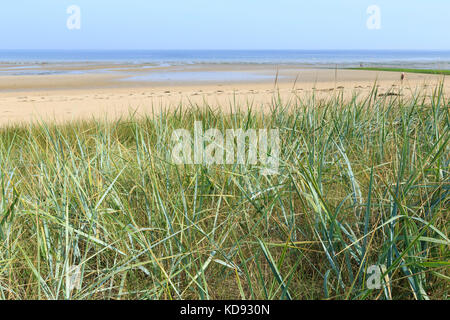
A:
[0,85,448,300]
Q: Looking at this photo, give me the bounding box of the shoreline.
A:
[0,63,448,126]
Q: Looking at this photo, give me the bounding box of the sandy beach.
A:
[0,63,448,126]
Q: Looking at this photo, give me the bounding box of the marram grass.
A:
[0,85,448,300]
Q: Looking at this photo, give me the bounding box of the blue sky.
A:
[0,0,449,50]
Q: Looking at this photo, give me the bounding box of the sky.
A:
[0,0,449,50]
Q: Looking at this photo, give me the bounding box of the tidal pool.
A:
[121,71,277,82]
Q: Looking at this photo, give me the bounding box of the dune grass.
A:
[349,67,450,76]
[0,84,448,300]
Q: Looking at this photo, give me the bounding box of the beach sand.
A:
[0,63,447,126]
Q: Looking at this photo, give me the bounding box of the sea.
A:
[0,50,449,69]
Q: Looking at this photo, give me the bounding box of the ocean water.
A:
[0,50,449,69]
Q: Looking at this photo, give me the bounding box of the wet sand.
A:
[0,63,447,126]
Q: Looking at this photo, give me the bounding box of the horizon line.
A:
[1,48,450,52]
